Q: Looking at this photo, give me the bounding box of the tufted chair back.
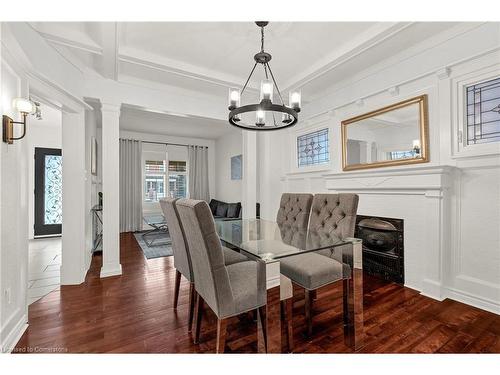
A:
[160,197,193,281]
[308,193,359,244]
[176,198,236,318]
[276,193,313,247]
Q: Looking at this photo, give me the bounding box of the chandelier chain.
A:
[261,26,265,52]
[241,62,258,96]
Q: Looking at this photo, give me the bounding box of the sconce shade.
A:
[13,98,34,114]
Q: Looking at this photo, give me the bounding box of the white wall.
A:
[0,58,30,352]
[214,129,243,203]
[27,104,62,239]
[1,22,91,351]
[259,23,500,313]
[84,108,98,269]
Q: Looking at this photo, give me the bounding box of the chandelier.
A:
[228,22,301,131]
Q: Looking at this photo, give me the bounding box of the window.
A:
[144,160,166,202]
[168,161,187,199]
[297,128,329,167]
[144,160,188,202]
[465,76,500,145]
[388,150,417,160]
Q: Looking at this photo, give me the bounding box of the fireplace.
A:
[355,215,404,284]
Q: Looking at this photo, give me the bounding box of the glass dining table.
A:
[215,218,364,353]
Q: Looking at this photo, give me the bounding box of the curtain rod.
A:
[127,139,208,148]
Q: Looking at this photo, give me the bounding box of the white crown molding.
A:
[281,22,414,91]
[36,30,103,55]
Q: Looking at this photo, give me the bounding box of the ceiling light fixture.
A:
[228,21,301,131]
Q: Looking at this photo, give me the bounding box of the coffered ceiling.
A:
[29,22,459,138]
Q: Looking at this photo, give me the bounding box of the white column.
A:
[242,131,257,219]
[61,111,87,284]
[100,103,122,278]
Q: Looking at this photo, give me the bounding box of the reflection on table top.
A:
[216,218,360,262]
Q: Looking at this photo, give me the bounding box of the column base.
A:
[100,263,122,278]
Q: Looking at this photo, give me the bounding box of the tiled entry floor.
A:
[28,237,61,305]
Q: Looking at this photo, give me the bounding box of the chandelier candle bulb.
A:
[282,112,292,124]
[290,91,301,111]
[260,79,273,102]
[256,109,266,126]
[228,88,240,110]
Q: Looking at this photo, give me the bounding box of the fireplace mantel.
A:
[322,165,458,193]
[280,165,462,302]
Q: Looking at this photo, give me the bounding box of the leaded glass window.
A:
[297,128,329,167]
[466,76,500,145]
[44,155,63,225]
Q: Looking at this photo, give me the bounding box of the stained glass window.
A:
[297,128,329,167]
[44,155,63,225]
[466,76,500,145]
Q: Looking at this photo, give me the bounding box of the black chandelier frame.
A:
[228,21,300,131]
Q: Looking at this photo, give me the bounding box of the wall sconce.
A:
[2,98,35,144]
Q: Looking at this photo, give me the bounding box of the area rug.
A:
[134,231,173,259]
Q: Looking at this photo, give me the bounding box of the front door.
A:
[34,147,62,237]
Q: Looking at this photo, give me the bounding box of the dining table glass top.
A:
[215,218,361,262]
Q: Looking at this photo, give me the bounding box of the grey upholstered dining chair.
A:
[280,193,359,336]
[160,198,248,333]
[175,198,268,353]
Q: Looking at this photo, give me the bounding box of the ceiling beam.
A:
[118,47,259,92]
[100,23,119,80]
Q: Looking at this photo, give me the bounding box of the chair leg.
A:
[304,289,313,337]
[173,270,181,309]
[284,298,294,352]
[194,293,204,344]
[188,282,196,332]
[216,318,228,354]
[257,306,267,352]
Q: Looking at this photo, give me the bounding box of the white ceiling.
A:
[30,22,459,139]
[119,105,232,139]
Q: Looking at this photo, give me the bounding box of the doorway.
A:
[34,147,62,237]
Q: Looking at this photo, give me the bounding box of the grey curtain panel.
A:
[119,138,143,232]
[188,145,210,202]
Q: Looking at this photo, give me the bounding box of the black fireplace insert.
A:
[355,215,404,284]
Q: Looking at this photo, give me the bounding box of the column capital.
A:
[101,102,121,114]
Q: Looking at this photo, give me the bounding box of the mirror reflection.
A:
[342,95,428,170]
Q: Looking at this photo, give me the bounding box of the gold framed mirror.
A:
[341,94,429,171]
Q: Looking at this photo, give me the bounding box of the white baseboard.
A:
[420,279,445,301]
[1,314,28,353]
[444,287,500,315]
[100,263,122,278]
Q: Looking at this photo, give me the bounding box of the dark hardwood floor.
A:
[14,233,500,353]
